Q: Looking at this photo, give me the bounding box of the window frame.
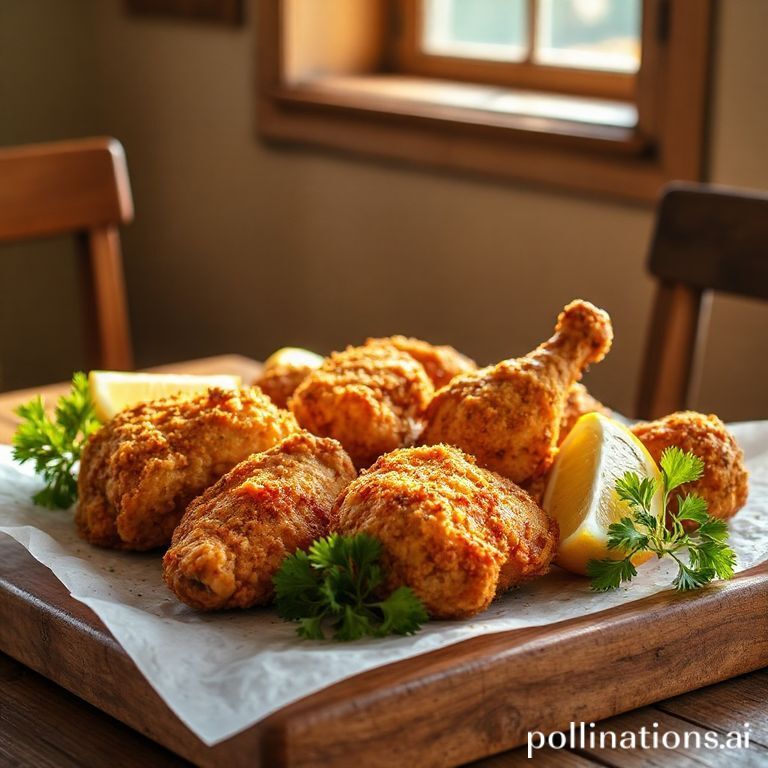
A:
[257,0,713,203]
[394,0,638,101]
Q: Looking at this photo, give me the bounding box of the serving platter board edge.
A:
[1,536,766,768]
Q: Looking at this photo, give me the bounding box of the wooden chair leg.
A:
[636,282,705,420]
[87,226,133,370]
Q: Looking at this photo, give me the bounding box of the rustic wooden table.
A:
[0,356,765,767]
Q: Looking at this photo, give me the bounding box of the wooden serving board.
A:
[1,536,766,768]
[1,356,767,767]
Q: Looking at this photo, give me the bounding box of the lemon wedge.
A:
[89,371,242,422]
[542,412,663,576]
[263,347,324,371]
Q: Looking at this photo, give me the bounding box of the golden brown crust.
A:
[255,365,313,409]
[290,344,434,469]
[631,411,749,521]
[76,388,299,550]
[331,444,558,619]
[559,383,611,445]
[422,300,613,485]
[163,432,356,610]
[365,336,477,389]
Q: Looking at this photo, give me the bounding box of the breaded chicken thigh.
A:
[331,444,558,618]
[365,336,477,389]
[631,411,748,521]
[290,344,433,469]
[163,432,355,610]
[77,388,298,550]
[422,300,613,485]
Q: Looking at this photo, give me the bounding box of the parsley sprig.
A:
[587,447,737,592]
[12,372,101,509]
[274,533,428,640]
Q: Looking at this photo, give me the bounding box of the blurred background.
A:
[1,0,766,419]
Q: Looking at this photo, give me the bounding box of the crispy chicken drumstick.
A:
[164,432,356,610]
[77,388,298,550]
[332,444,558,618]
[422,300,613,485]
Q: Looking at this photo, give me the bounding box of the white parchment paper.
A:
[1,422,767,746]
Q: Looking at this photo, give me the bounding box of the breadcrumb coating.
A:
[365,336,477,389]
[517,385,610,505]
[631,411,748,521]
[255,365,314,409]
[331,444,558,619]
[163,432,356,610]
[423,300,613,485]
[559,383,611,445]
[290,344,434,469]
[77,388,298,550]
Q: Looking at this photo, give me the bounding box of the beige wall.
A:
[0,2,97,390]
[2,0,767,420]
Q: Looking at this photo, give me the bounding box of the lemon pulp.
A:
[542,412,663,576]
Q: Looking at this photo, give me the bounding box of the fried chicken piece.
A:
[77,388,299,550]
[559,383,611,445]
[331,444,558,619]
[163,432,356,610]
[365,336,477,389]
[422,300,613,485]
[519,384,611,503]
[254,348,324,409]
[256,368,311,410]
[631,411,748,521]
[290,344,434,469]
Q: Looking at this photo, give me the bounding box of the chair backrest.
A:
[0,137,134,370]
[637,182,768,419]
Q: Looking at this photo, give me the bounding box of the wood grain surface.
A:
[1,535,766,768]
[1,356,766,767]
[3,651,766,767]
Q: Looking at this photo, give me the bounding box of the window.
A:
[402,0,641,96]
[258,0,713,202]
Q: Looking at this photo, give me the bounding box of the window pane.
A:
[422,0,528,62]
[535,0,641,73]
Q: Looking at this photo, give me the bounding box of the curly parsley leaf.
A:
[615,472,658,513]
[588,449,737,593]
[660,447,704,494]
[375,587,428,637]
[606,517,649,552]
[12,372,101,509]
[586,556,638,592]
[675,494,709,524]
[274,533,428,641]
[272,550,325,620]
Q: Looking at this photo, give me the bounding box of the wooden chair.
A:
[0,137,134,370]
[637,182,768,419]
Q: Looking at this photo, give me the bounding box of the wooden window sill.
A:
[260,73,666,202]
[274,75,644,152]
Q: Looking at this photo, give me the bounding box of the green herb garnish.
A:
[587,447,737,592]
[274,533,428,640]
[12,372,101,509]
